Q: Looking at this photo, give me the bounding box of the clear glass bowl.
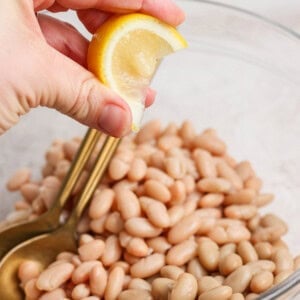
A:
[0,0,300,298]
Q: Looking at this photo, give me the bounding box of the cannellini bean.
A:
[90,215,107,234]
[128,278,151,291]
[230,293,245,300]
[247,260,276,274]
[118,289,153,300]
[144,180,171,203]
[124,251,140,265]
[272,248,294,275]
[56,251,74,261]
[78,240,105,261]
[179,120,196,147]
[254,242,273,260]
[224,266,252,293]
[71,283,90,299]
[105,212,124,234]
[110,261,130,274]
[157,135,182,152]
[219,253,243,276]
[170,273,198,300]
[222,154,237,168]
[78,233,94,245]
[101,235,122,267]
[168,212,202,244]
[250,271,273,293]
[209,225,251,244]
[224,205,257,220]
[145,167,174,187]
[187,258,207,279]
[39,288,66,300]
[165,157,186,179]
[20,183,40,203]
[198,285,233,300]
[237,241,258,263]
[104,266,125,300]
[90,265,107,297]
[197,239,220,272]
[219,243,237,260]
[160,265,185,280]
[197,276,221,294]
[149,150,165,169]
[135,120,161,144]
[183,193,199,216]
[274,270,293,285]
[245,293,259,300]
[199,193,224,208]
[143,201,170,228]
[24,278,42,299]
[193,134,226,156]
[169,180,186,204]
[108,157,130,180]
[168,205,185,227]
[193,149,217,178]
[253,193,274,207]
[224,189,255,205]
[72,261,101,284]
[14,200,31,211]
[18,260,41,284]
[146,237,171,254]
[119,231,133,248]
[126,238,149,257]
[36,262,74,291]
[125,218,162,238]
[130,253,165,278]
[6,168,31,191]
[128,158,147,181]
[166,239,197,266]
[197,178,231,193]
[235,161,254,182]
[196,217,216,235]
[294,255,300,270]
[152,277,175,299]
[182,175,196,194]
[216,160,243,190]
[89,189,114,219]
[116,188,141,220]
[244,177,262,192]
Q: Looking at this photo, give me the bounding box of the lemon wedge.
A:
[87,13,187,131]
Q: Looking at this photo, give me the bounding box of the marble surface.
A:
[0,0,300,255]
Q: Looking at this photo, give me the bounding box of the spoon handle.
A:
[49,128,102,218]
[66,135,120,228]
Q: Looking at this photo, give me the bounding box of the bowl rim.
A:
[179,0,300,40]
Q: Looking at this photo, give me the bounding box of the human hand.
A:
[0,0,185,137]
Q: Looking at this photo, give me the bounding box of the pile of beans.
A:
[3,120,300,300]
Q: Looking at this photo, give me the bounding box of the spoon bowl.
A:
[0,224,77,299]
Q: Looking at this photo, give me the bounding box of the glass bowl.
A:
[0,0,300,298]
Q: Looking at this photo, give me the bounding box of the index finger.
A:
[56,0,185,26]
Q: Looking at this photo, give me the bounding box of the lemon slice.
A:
[87,13,187,131]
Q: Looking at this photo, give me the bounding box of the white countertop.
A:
[0,0,299,255]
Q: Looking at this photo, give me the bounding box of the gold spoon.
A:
[0,135,120,300]
[0,128,101,260]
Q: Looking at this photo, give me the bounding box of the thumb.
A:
[42,48,132,137]
[36,13,132,137]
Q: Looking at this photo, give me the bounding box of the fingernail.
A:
[98,104,130,136]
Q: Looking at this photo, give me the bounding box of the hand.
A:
[0,0,185,137]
